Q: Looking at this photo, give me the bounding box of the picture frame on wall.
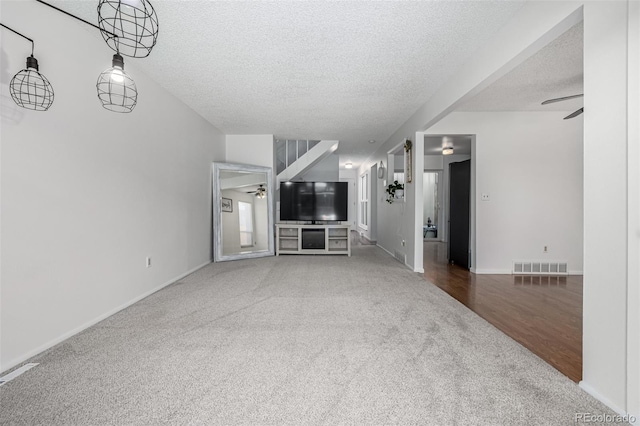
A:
[221,197,233,213]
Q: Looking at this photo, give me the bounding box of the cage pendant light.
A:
[97,0,159,58]
[1,23,54,111]
[96,53,138,113]
[10,55,55,112]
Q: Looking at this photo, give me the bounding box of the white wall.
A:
[581,1,632,414]
[424,155,444,170]
[225,135,274,169]
[368,140,419,268]
[0,1,225,371]
[339,169,357,229]
[359,1,583,272]
[361,0,638,414]
[300,154,339,182]
[428,113,583,274]
[627,1,640,420]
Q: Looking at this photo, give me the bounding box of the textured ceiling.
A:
[459,21,583,112]
[426,22,583,160]
[50,0,525,166]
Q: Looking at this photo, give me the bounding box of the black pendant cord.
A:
[34,0,120,52]
[0,23,35,55]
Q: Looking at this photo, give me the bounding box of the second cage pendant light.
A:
[96,53,138,113]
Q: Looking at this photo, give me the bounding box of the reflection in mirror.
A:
[212,163,274,262]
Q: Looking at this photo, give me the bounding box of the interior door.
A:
[448,160,471,268]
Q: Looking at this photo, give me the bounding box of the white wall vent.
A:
[513,261,568,276]
[394,250,406,264]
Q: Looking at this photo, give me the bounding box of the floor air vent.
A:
[394,250,406,264]
[513,261,568,276]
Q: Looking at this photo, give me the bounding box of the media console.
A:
[276,224,351,256]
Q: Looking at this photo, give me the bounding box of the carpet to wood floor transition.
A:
[0,245,618,425]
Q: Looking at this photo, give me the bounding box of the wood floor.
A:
[423,241,582,382]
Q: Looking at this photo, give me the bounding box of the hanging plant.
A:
[386,180,404,204]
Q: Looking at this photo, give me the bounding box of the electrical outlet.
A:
[543,246,548,253]
[402,240,405,246]
[146,257,152,268]
[481,193,490,201]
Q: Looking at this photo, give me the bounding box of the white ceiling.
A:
[458,21,583,113]
[425,21,583,159]
[52,0,526,166]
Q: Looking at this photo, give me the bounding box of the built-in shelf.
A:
[276,224,351,256]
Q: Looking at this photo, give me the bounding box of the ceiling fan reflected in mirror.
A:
[541,94,583,120]
[247,184,266,199]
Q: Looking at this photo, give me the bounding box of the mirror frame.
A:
[212,162,274,262]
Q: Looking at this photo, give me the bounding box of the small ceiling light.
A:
[98,0,159,58]
[1,24,54,111]
[368,140,376,144]
[96,53,138,113]
[345,162,353,169]
[442,137,454,156]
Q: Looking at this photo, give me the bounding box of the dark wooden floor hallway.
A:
[423,241,582,382]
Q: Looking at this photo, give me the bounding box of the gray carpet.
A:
[0,246,617,425]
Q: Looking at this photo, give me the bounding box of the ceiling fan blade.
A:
[541,94,584,105]
[563,108,584,120]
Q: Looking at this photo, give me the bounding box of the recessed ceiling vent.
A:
[513,261,568,276]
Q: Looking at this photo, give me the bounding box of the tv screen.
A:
[280,182,348,222]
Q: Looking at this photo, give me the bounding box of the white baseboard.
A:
[579,381,630,420]
[474,269,512,275]
[376,243,394,258]
[375,244,416,272]
[1,260,212,374]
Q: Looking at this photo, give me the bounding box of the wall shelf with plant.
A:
[386,180,404,204]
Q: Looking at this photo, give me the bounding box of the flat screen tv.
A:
[280,182,348,222]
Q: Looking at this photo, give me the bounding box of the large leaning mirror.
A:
[212,162,274,262]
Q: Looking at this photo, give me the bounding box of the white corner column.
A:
[581,0,633,415]
[627,0,640,421]
[412,132,425,273]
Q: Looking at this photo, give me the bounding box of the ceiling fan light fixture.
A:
[96,53,137,113]
[442,145,454,156]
